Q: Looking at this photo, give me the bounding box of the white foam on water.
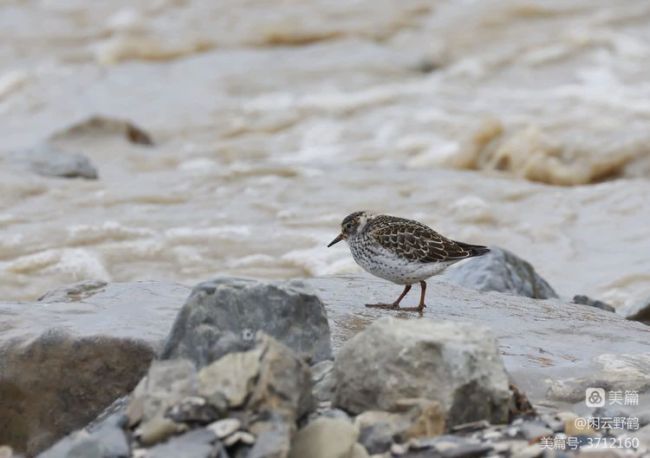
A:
[282,244,360,277]
[164,226,252,244]
[2,0,650,306]
[67,221,155,245]
[0,70,29,101]
[55,249,111,282]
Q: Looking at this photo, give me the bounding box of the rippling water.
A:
[1,0,650,308]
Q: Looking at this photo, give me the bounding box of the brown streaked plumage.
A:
[327,211,489,313]
[367,215,487,263]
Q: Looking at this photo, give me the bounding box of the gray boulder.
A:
[8,144,98,179]
[442,246,557,299]
[332,317,511,427]
[162,278,332,367]
[0,281,189,456]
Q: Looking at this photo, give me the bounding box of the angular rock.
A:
[38,414,129,458]
[8,144,98,179]
[333,317,510,427]
[288,418,359,458]
[248,413,293,458]
[442,246,557,299]
[307,408,350,424]
[0,281,189,456]
[198,348,262,410]
[166,397,219,425]
[131,359,198,425]
[207,419,241,440]
[135,417,186,446]
[197,332,313,420]
[573,295,615,313]
[162,278,332,367]
[223,431,255,447]
[355,400,445,454]
[141,428,219,458]
[355,412,418,453]
[310,360,335,403]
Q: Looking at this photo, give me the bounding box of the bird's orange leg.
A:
[366,284,412,309]
[395,281,427,314]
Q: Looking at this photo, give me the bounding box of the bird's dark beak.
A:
[327,233,344,247]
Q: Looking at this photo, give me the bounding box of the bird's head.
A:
[327,211,371,247]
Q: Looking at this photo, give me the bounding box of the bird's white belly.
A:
[350,242,454,285]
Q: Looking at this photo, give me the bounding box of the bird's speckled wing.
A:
[367,215,480,263]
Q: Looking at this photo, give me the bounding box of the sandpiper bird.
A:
[327,211,489,313]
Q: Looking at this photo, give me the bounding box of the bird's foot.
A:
[395,305,425,314]
[365,303,400,310]
[365,303,425,314]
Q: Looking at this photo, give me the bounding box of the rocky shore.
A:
[1,250,650,458]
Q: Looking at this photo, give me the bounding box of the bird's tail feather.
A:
[455,241,490,257]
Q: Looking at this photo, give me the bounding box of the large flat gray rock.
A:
[0,281,190,456]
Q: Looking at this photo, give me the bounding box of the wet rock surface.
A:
[305,275,650,404]
[4,275,650,457]
[0,281,190,456]
[442,246,557,299]
[162,277,332,366]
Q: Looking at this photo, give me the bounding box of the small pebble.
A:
[207,418,241,439]
[451,420,491,433]
[135,416,186,445]
[224,431,256,447]
[391,443,407,455]
[0,446,13,458]
[482,430,503,440]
